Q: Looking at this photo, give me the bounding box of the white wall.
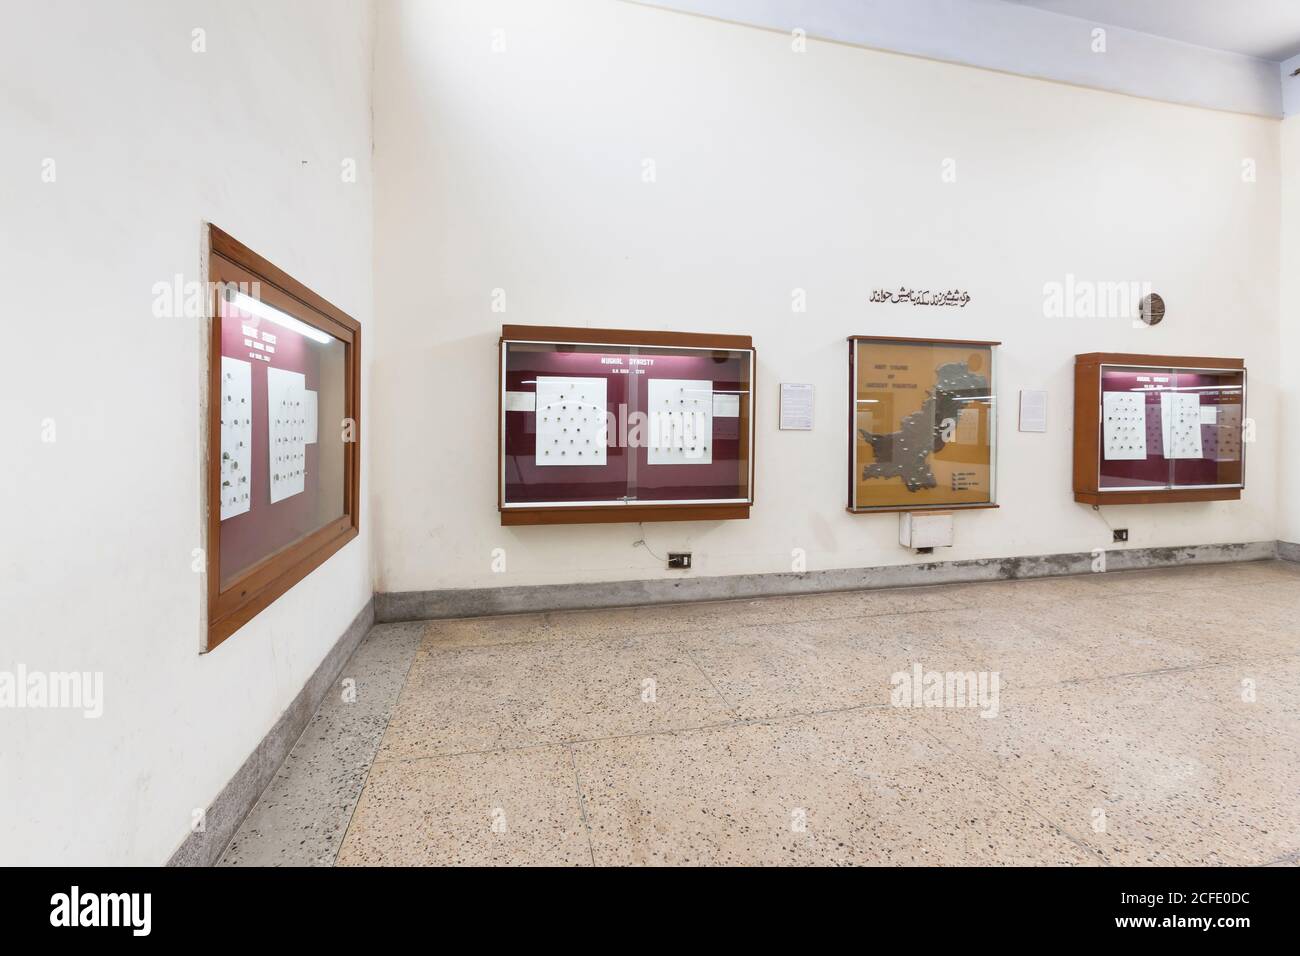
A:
[1281,115,1300,543]
[371,0,1281,594]
[0,0,375,864]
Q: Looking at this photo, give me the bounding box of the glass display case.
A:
[206,225,360,650]
[1073,353,1245,505]
[499,325,755,525]
[848,336,999,513]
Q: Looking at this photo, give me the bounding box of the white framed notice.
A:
[779,383,814,431]
[1018,389,1047,433]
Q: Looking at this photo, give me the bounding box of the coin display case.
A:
[499,325,755,525]
[206,225,360,651]
[1073,353,1245,505]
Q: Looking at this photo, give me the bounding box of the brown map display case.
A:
[847,336,999,514]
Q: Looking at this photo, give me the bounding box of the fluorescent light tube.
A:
[224,287,332,344]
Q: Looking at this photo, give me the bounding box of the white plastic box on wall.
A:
[899,512,954,551]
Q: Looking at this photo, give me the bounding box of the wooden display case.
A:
[1073,352,1245,506]
[205,225,361,650]
[499,325,755,525]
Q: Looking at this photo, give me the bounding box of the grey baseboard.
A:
[1279,540,1300,563]
[166,597,375,867]
[376,540,1279,623]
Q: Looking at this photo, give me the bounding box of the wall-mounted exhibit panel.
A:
[848,336,999,513]
[206,225,361,650]
[499,325,754,525]
[1073,353,1245,505]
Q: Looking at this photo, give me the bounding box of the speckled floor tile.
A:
[374,634,733,762]
[225,560,1300,867]
[920,658,1300,865]
[673,585,967,629]
[419,612,575,651]
[572,708,1095,866]
[336,745,590,866]
[417,586,970,652]
[681,619,917,720]
[883,604,1220,689]
[219,622,426,866]
[1099,587,1300,659]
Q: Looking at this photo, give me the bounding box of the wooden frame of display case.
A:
[205,225,361,651]
[847,335,1001,514]
[1073,352,1245,506]
[498,325,755,526]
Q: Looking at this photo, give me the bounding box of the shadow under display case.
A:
[848,336,998,513]
[1073,353,1245,505]
[499,325,755,525]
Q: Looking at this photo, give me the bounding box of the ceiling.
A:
[1007,0,1300,62]
[637,0,1295,114]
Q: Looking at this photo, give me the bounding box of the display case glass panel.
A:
[848,337,998,513]
[1095,363,1245,493]
[500,328,754,524]
[216,291,349,588]
[1171,367,1245,489]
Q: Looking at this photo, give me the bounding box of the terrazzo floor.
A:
[220,560,1300,866]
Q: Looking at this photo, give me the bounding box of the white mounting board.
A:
[648,378,713,465]
[1161,392,1204,460]
[1102,391,1147,461]
[268,367,307,502]
[536,376,607,466]
[219,357,253,520]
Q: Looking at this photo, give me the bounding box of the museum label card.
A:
[504,390,536,412]
[779,383,814,430]
[712,393,740,418]
[1018,389,1047,433]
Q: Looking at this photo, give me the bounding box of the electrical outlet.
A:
[1113,529,1128,543]
[667,552,692,570]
